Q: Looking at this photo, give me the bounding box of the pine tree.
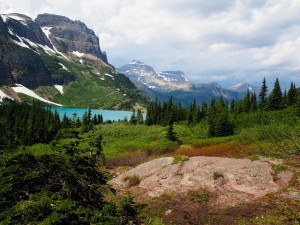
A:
[187,99,197,126]
[165,110,179,142]
[287,82,298,106]
[250,93,257,111]
[130,109,137,125]
[259,77,268,110]
[230,99,235,114]
[243,89,251,113]
[282,89,288,108]
[208,97,234,137]
[136,109,143,124]
[268,78,283,111]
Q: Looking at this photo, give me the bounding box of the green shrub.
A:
[213,172,224,180]
[173,155,189,164]
[124,175,141,187]
[188,188,210,203]
[147,217,165,225]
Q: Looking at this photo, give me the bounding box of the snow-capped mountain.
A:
[117,60,192,92]
[0,13,149,109]
[118,61,243,106]
[229,83,260,93]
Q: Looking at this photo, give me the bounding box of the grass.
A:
[172,155,189,164]
[98,123,180,159]
[187,188,211,203]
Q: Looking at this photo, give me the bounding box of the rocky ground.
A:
[109,155,300,224]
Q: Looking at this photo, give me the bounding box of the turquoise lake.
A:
[47,107,135,122]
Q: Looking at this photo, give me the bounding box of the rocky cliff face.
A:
[0,13,110,88]
[3,13,52,47]
[35,13,108,63]
[0,14,53,88]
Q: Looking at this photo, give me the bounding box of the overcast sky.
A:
[1,0,300,88]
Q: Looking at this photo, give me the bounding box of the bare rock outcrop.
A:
[110,156,293,204]
[35,13,108,63]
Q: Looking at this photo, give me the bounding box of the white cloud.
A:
[1,0,300,87]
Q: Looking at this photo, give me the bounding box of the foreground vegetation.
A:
[0,78,300,224]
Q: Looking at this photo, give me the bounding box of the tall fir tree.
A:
[259,77,268,110]
[287,82,298,106]
[250,93,257,111]
[243,89,251,113]
[268,78,283,111]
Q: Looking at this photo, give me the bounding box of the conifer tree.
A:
[130,109,137,125]
[250,93,257,111]
[201,102,208,119]
[230,99,235,114]
[243,89,251,113]
[287,82,298,106]
[268,78,283,111]
[81,109,94,133]
[259,77,268,110]
[282,89,288,108]
[187,99,197,126]
[136,109,143,124]
[166,110,179,142]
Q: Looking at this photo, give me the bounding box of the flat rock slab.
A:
[109,156,293,199]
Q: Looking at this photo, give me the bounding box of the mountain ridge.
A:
[118,60,244,106]
[0,13,149,109]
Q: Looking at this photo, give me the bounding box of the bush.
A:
[213,172,224,180]
[124,175,141,187]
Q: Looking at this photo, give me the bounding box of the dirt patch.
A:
[109,156,293,206]
[174,142,249,158]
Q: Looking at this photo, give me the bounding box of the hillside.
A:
[0,13,149,109]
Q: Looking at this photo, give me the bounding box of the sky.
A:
[1,0,300,88]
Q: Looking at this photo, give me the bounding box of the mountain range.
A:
[1,13,255,109]
[118,60,249,106]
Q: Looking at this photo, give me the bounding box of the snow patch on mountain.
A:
[72,51,85,58]
[0,90,13,102]
[54,85,64,95]
[12,84,62,106]
[59,63,69,71]
[40,27,69,60]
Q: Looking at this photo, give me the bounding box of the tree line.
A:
[0,102,105,151]
[145,78,300,137]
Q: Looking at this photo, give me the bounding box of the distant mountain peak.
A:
[229,83,259,93]
[117,60,191,92]
[129,60,145,65]
[1,13,32,23]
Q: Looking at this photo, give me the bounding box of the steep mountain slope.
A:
[35,13,108,63]
[0,13,149,109]
[118,61,242,106]
[229,83,260,93]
